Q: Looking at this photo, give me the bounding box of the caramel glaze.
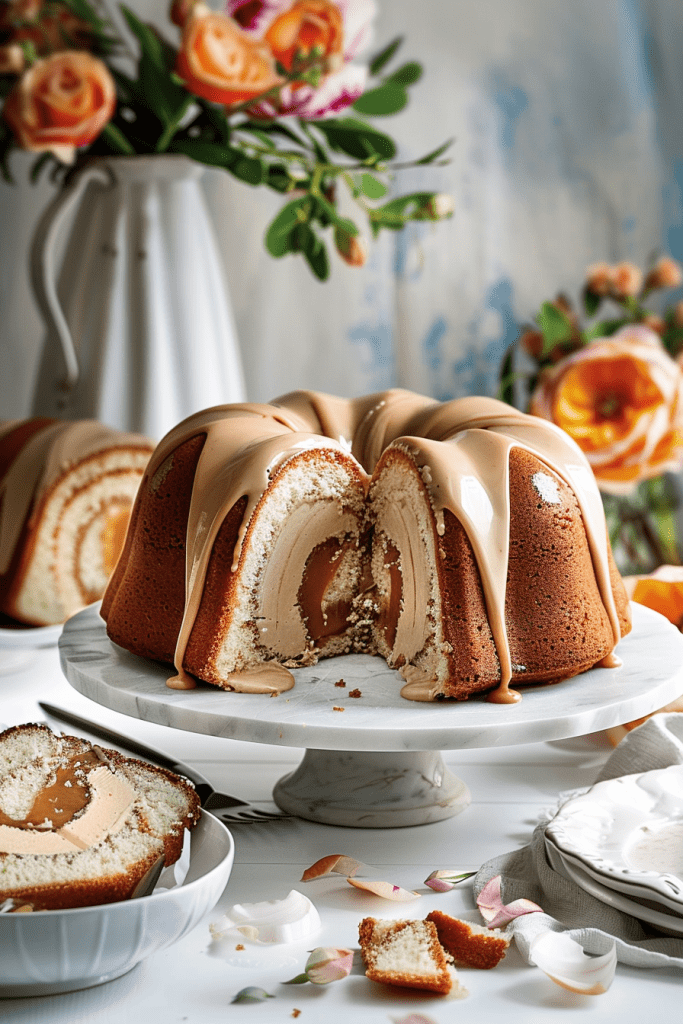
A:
[0,750,101,830]
[103,391,628,701]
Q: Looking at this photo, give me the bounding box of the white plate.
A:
[0,812,234,997]
[546,764,683,910]
[547,846,683,936]
[0,622,62,649]
[545,834,683,917]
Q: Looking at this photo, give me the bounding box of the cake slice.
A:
[0,724,200,910]
[0,418,154,626]
[426,910,511,969]
[358,916,467,995]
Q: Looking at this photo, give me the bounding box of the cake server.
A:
[38,702,290,823]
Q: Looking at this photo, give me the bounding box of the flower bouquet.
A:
[505,257,683,574]
[0,0,452,278]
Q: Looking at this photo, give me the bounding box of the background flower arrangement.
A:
[0,0,452,278]
[503,256,683,575]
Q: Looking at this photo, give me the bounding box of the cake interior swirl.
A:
[102,390,632,703]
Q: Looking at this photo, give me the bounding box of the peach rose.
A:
[265,0,344,72]
[0,43,24,74]
[3,51,116,163]
[645,256,683,291]
[530,325,683,494]
[176,11,280,106]
[611,261,643,298]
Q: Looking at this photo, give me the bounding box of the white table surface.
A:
[0,643,681,1023]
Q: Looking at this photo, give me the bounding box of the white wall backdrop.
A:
[1,0,683,417]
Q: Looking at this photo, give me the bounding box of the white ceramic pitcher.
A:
[30,154,245,440]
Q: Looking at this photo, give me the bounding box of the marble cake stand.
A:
[60,603,683,828]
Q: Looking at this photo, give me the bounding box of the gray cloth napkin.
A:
[473,713,683,969]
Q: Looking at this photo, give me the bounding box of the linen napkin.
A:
[473,713,683,969]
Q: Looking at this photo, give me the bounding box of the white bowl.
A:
[0,622,63,649]
[0,812,234,997]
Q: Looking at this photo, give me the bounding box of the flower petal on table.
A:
[477,874,542,926]
[424,869,476,891]
[347,878,420,900]
[529,932,617,995]
[301,854,362,880]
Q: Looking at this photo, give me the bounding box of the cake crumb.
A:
[349,689,362,698]
[334,679,346,688]
[292,1010,301,1018]
[235,944,245,951]
[332,706,345,712]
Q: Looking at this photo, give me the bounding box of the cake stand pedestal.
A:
[60,604,683,828]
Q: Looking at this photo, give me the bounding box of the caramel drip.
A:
[127,391,623,697]
[0,419,151,575]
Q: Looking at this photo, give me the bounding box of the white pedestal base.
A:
[273,749,471,827]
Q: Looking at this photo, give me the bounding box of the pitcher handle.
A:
[30,163,113,392]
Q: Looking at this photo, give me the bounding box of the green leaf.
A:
[169,139,237,168]
[353,82,408,116]
[245,121,308,148]
[386,61,423,86]
[195,99,231,146]
[266,165,294,193]
[583,317,628,341]
[415,138,454,165]
[536,301,573,354]
[582,286,601,317]
[368,191,436,234]
[120,5,188,129]
[359,172,387,199]
[231,155,265,185]
[369,36,403,76]
[295,223,330,281]
[315,118,396,160]
[100,122,136,155]
[265,196,310,257]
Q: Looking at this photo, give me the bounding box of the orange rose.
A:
[176,11,280,106]
[530,325,683,494]
[4,51,115,163]
[605,565,683,744]
[265,0,344,72]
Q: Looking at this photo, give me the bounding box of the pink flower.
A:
[226,0,375,119]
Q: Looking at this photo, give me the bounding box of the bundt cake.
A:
[0,723,200,910]
[0,418,154,626]
[101,390,632,703]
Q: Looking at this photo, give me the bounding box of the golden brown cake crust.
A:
[425,911,510,969]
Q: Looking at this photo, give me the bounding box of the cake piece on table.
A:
[358,916,467,996]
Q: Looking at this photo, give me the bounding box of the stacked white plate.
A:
[545,764,683,935]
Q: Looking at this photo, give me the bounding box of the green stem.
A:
[101,122,135,155]
[155,95,195,154]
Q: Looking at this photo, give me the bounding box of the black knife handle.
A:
[38,702,214,792]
